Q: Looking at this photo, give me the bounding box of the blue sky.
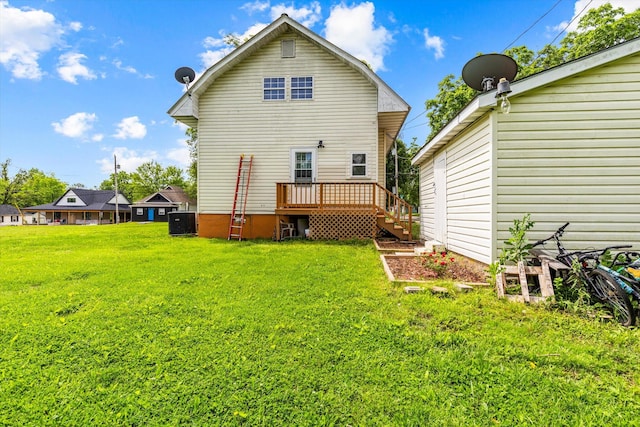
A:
[1,0,638,189]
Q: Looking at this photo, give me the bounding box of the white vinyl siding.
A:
[197,32,378,214]
[496,53,640,254]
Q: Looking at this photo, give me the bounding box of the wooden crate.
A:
[497,259,555,303]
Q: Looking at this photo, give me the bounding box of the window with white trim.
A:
[263,77,285,100]
[351,153,367,177]
[291,76,313,100]
[67,197,76,203]
[159,208,166,216]
[136,208,143,215]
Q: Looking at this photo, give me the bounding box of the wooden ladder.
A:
[228,154,253,240]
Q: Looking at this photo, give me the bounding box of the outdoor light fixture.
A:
[496,77,512,114]
[462,53,518,114]
[317,140,325,148]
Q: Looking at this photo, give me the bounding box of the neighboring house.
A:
[131,185,195,222]
[25,188,132,225]
[168,14,410,240]
[0,204,23,226]
[412,38,640,265]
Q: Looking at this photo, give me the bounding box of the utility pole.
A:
[114,155,120,224]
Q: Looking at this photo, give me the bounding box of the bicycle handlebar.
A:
[532,222,570,247]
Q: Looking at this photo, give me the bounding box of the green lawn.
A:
[1,223,639,426]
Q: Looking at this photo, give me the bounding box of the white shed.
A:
[412,38,640,265]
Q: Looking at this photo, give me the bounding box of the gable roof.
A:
[413,37,640,165]
[25,188,131,211]
[0,204,20,215]
[168,14,409,139]
[132,186,194,206]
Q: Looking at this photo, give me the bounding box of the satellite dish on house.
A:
[174,66,196,86]
[462,54,518,92]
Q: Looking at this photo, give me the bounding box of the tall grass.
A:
[1,223,639,426]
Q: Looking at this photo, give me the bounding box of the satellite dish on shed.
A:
[462,54,518,92]
[174,66,196,91]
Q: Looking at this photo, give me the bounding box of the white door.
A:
[434,152,447,244]
[289,148,318,205]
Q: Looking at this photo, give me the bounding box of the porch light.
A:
[317,140,325,148]
[496,78,512,114]
[461,53,518,114]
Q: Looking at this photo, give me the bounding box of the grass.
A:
[1,223,639,426]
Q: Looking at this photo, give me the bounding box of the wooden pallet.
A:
[497,259,555,303]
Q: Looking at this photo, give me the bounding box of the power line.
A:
[548,0,593,46]
[503,0,564,52]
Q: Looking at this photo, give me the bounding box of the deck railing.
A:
[276,182,412,235]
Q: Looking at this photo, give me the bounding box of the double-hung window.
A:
[351,153,367,177]
[291,76,313,100]
[294,152,313,183]
[263,77,285,100]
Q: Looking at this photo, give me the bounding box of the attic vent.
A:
[281,39,295,58]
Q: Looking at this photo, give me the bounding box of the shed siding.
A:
[197,33,378,214]
[496,53,640,251]
[446,117,493,263]
[418,116,493,264]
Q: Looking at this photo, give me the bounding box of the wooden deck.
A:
[275,182,413,240]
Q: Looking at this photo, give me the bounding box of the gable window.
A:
[351,153,367,177]
[67,197,76,203]
[263,77,285,100]
[294,151,313,183]
[291,77,313,100]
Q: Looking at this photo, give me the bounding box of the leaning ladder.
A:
[228,154,253,240]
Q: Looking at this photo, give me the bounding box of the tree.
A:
[0,159,67,207]
[130,161,186,201]
[0,159,26,205]
[99,170,134,202]
[424,3,640,140]
[386,138,420,207]
[184,127,198,199]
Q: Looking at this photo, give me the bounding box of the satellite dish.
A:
[174,67,196,86]
[462,54,518,92]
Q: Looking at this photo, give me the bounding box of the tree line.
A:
[0,158,194,208]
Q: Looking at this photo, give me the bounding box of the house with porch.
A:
[25,188,131,225]
[412,38,640,265]
[168,14,411,240]
[131,185,195,222]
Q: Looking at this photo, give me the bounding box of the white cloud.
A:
[166,139,191,168]
[57,52,96,84]
[324,2,392,72]
[199,23,268,68]
[270,1,322,27]
[552,0,640,33]
[114,116,147,139]
[423,28,445,60]
[98,147,158,174]
[0,1,63,80]
[92,134,104,142]
[241,0,270,14]
[52,112,97,139]
[69,21,82,32]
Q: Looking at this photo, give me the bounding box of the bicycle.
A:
[603,251,640,315]
[529,223,635,327]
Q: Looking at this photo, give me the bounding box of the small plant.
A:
[486,261,505,288]
[422,250,456,278]
[499,213,535,265]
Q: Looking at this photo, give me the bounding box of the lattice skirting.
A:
[308,211,377,240]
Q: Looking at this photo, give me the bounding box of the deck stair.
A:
[376,212,411,240]
[228,154,253,240]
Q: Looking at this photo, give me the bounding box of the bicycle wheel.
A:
[587,269,635,326]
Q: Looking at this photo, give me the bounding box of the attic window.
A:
[281,39,295,58]
[291,77,313,100]
[67,197,76,203]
